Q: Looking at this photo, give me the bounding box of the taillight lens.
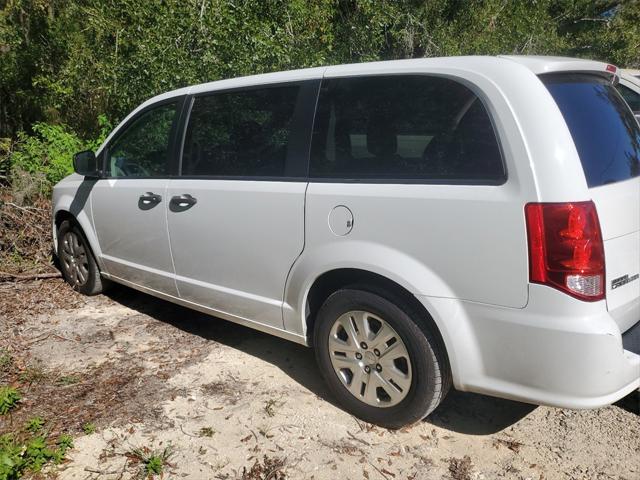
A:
[525,201,605,301]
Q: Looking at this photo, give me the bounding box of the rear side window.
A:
[543,74,640,188]
[616,83,640,113]
[310,75,505,183]
[182,85,299,177]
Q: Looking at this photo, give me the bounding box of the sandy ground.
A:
[1,280,639,479]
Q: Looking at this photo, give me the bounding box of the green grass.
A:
[56,375,79,386]
[0,386,20,415]
[0,350,12,372]
[128,445,173,478]
[25,416,45,433]
[82,422,96,435]
[19,364,47,384]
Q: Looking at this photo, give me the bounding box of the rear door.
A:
[91,99,183,295]
[166,81,318,328]
[543,74,640,330]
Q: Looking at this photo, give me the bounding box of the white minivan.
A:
[53,56,640,428]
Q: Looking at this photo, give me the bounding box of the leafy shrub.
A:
[10,123,84,190]
[8,115,111,196]
[0,432,73,479]
[0,387,20,415]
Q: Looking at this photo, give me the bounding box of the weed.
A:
[0,350,12,372]
[241,455,286,480]
[264,399,282,418]
[127,445,174,478]
[199,426,215,437]
[0,386,20,414]
[56,375,80,386]
[447,455,473,480]
[19,363,47,384]
[25,416,45,433]
[82,422,96,434]
[0,431,73,478]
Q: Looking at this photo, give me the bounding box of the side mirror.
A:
[73,150,100,177]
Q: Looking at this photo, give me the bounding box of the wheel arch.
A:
[52,205,104,271]
[294,267,452,378]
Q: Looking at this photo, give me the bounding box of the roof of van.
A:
[130,55,616,123]
[167,55,615,99]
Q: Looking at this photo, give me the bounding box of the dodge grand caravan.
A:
[53,56,640,428]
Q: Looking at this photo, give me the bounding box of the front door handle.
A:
[170,194,198,211]
[138,192,162,210]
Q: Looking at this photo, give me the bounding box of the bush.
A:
[8,115,111,197]
[10,123,84,191]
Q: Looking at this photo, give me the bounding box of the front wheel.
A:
[314,288,450,429]
[57,219,105,295]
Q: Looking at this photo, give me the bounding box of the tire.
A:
[56,219,105,295]
[314,287,450,429]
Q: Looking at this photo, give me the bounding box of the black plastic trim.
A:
[622,319,640,355]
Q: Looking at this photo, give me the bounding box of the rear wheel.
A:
[57,219,105,295]
[314,288,450,429]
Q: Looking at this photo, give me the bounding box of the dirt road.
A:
[1,279,638,479]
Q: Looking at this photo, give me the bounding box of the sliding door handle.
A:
[138,192,162,210]
[170,194,197,211]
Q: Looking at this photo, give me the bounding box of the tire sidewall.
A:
[314,288,442,428]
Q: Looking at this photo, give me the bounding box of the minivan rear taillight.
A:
[525,201,605,301]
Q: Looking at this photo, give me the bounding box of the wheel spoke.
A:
[372,371,405,403]
[76,264,87,284]
[370,323,396,350]
[328,333,359,355]
[339,314,363,346]
[363,375,379,404]
[347,368,365,397]
[330,355,358,371]
[351,311,372,342]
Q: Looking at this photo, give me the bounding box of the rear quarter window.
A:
[309,75,505,183]
[542,73,640,188]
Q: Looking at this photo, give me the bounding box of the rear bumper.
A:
[418,284,640,409]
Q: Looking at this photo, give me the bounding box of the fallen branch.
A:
[0,271,61,281]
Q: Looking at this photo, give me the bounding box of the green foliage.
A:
[0,432,73,479]
[10,122,83,190]
[128,445,173,478]
[0,350,12,373]
[24,417,45,434]
[81,422,96,435]
[0,387,20,415]
[56,375,79,386]
[8,114,110,194]
[0,1,638,197]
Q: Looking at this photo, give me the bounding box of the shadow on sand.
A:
[105,284,636,435]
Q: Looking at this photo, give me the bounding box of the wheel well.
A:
[305,269,449,362]
[54,210,75,229]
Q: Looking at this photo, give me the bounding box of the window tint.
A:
[310,75,505,182]
[616,84,640,112]
[107,103,177,177]
[182,85,299,177]
[543,74,640,187]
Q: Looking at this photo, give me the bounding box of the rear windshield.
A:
[542,73,640,188]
